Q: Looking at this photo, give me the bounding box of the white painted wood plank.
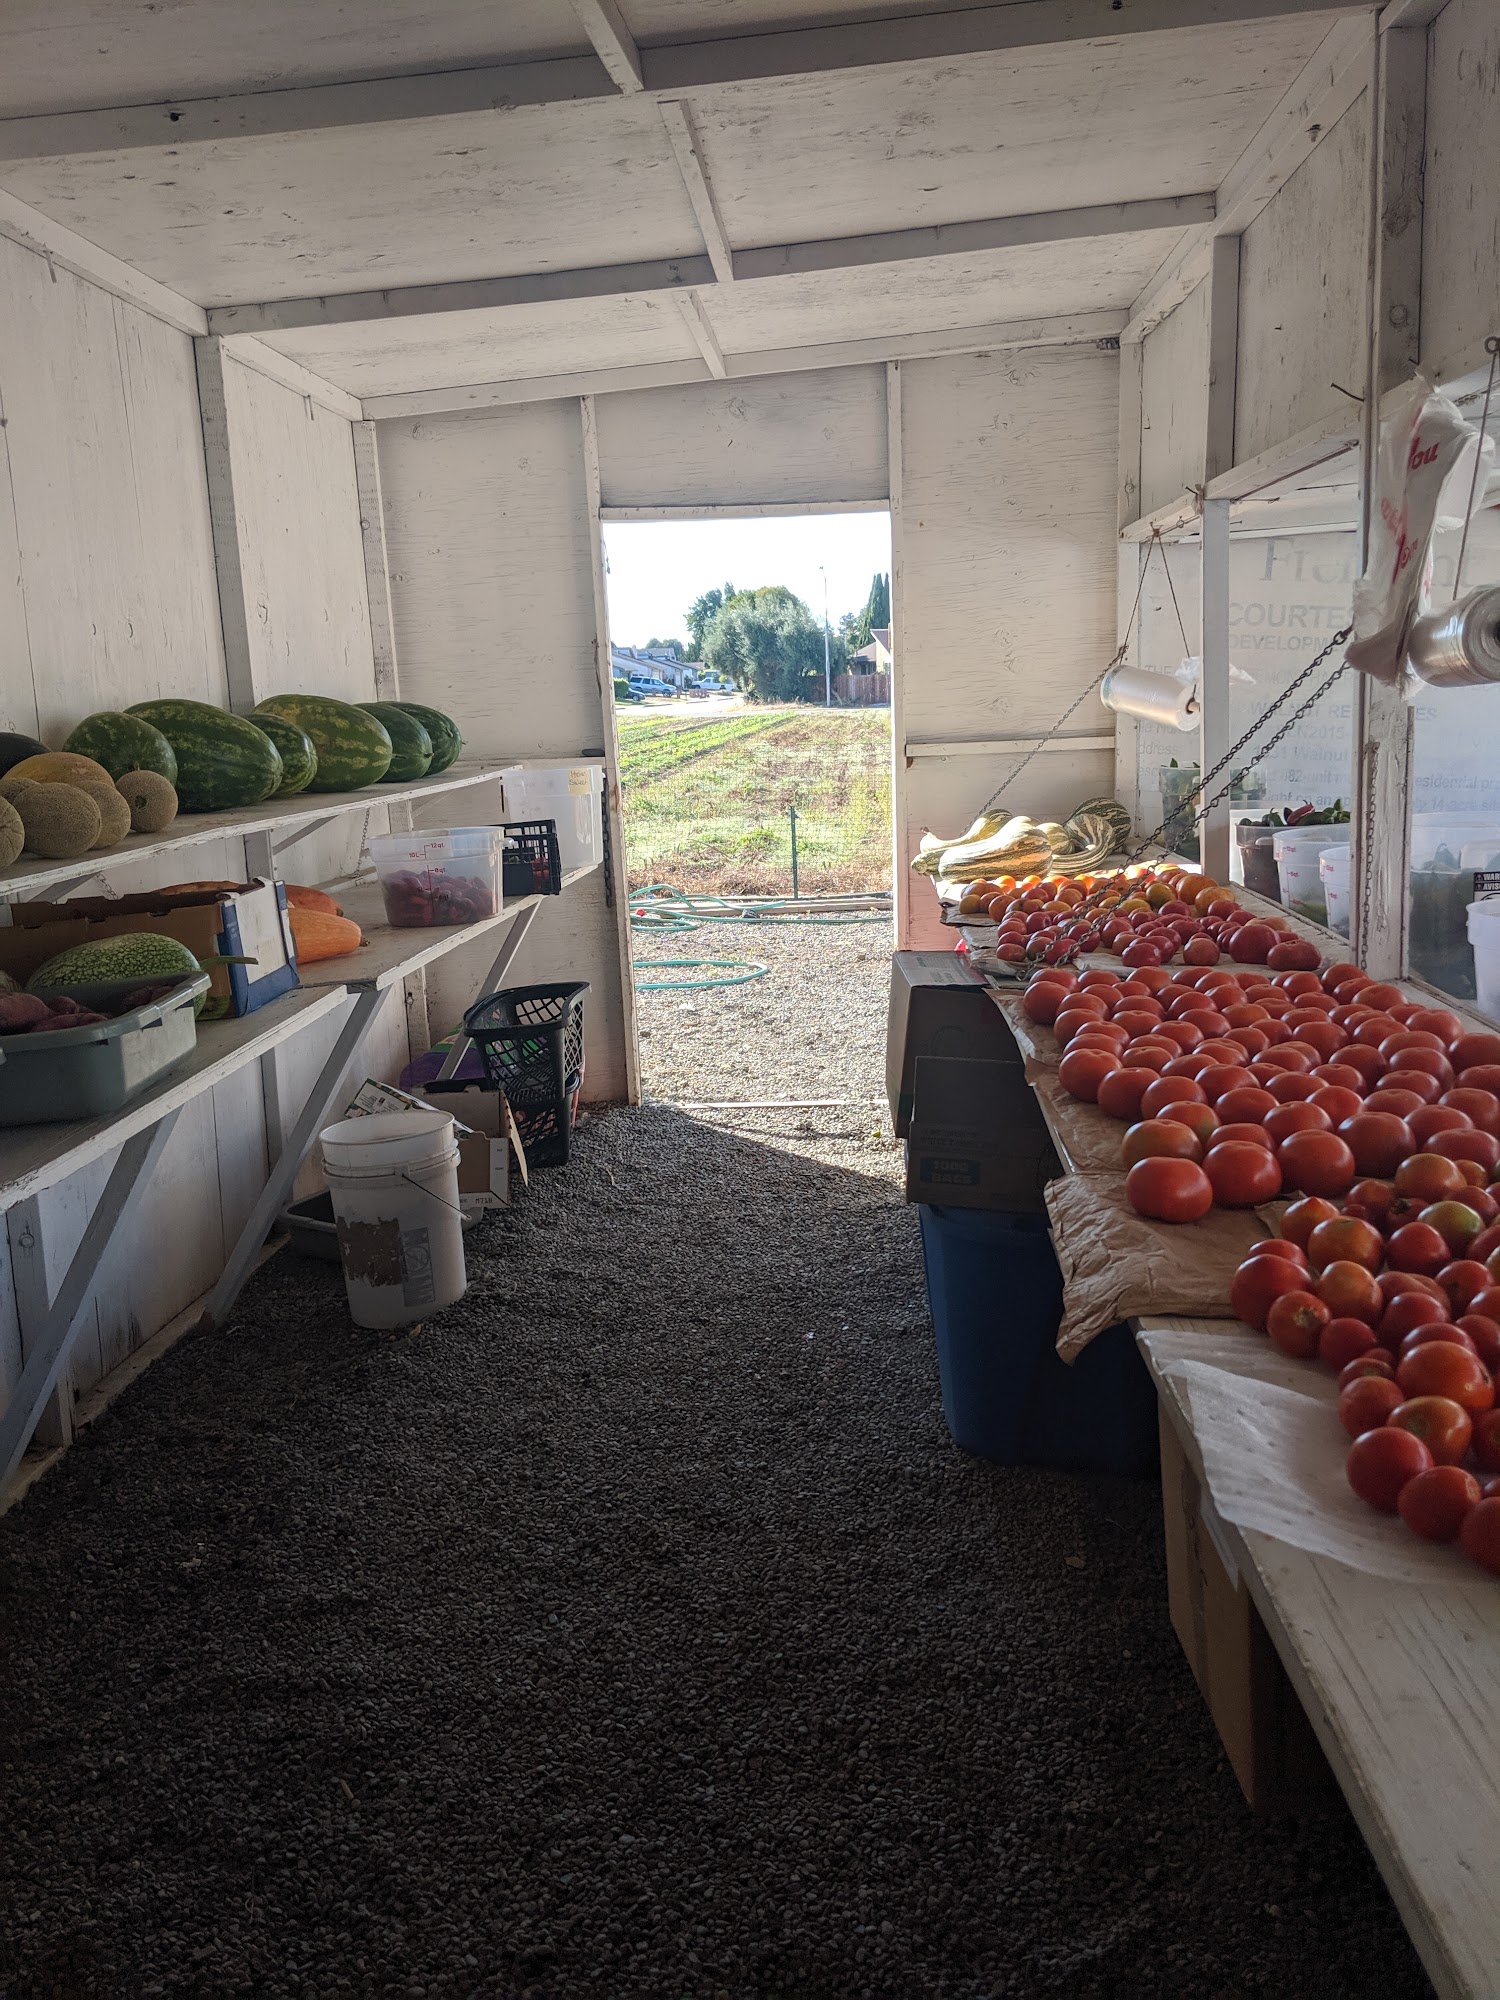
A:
[0,188,205,335]
[887,361,911,952]
[1204,235,1241,482]
[675,290,726,378]
[602,499,888,521]
[1236,87,1372,464]
[1419,0,1500,379]
[218,334,363,421]
[658,98,734,282]
[1198,499,1233,883]
[0,1226,24,1435]
[571,0,643,93]
[1140,281,1211,514]
[595,366,887,507]
[906,733,1117,758]
[352,423,400,700]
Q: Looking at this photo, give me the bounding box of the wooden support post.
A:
[580,395,643,1105]
[1204,235,1241,483]
[1354,23,1426,977]
[1199,499,1233,884]
[887,360,909,950]
[0,1115,181,1494]
[1116,335,1145,827]
[195,337,256,712]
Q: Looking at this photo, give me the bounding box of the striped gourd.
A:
[252,696,393,791]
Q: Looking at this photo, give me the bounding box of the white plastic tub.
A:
[368,827,504,927]
[1468,900,1500,1022]
[1272,824,1350,924]
[320,1108,466,1328]
[1319,845,1352,939]
[499,765,603,873]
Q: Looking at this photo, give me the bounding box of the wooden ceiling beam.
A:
[0,1,1372,161]
[208,195,1209,336]
[659,99,735,284]
[675,291,727,378]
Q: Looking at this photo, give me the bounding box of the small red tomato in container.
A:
[1398,1465,1482,1543]
[1125,1156,1214,1224]
[1388,1394,1474,1466]
[1346,1426,1433,1510]
[1379,1290,1451,1347]
[1265,1289,1330,1359]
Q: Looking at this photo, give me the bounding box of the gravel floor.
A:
[0,926,1433,1999]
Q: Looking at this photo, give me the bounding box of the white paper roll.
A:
[1407,586,1500,688]
[1101,663,1199,731]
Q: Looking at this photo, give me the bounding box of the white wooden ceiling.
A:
[0,1,1365,405]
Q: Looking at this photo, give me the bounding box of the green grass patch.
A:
[617,707,892,894]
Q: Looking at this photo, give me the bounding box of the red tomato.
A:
[1261,1102,1330,1146]
[1362,1087,1427,1121]
[1418,1199,1484,1256]
[1159,1101,1222,1148]
[1203,1142,1282,1209]
[1346,1425,1433,1510]
[1110,1009,1168,1041]
[1458,1497,1500,1575]
[1120,1119,1203,1168]
[1379,1290,1452,1346]
[1197,1063,1255,1104]
[1318,1316,1378,1371]
[1228,922,1278,964]
[1440,1087,1500,1135]
[1339,1350,1396,1389]
[1310,1085,1365,1127]
[1277,1131,1357,1199]
[1182,935,1220,966]
[1141,1074,1208,1119]
[1121,1041,1173,1073]
[1380,1069,1443,1105]
[1265,1289,1329,1359]
[1348,1177,1396,1225]
[1396,1342,1495,1412]
[1431,1127,1500,1172]
[1437,1259,1493,1313]
[1266,1072,1324,1105]
[1338,1374,1405,1436]
[1214,1085,1280,1125]
[1398,1465,1481,1542]
[1267,937,1321,972]
[1205,1121,1276,1153]
[1451,1031,1500,1071]
[1125,1156,1214,1224]
[1336,1111,1415,1179]
[1279,1196,1341,1250]
[1458,1063,1500,1096]
[1230,1253,1312,1331]
[1388,1395,1473,1466]
[1473,1408,1500,1474]
[1457,1314,1500,1372]
[1022,981,1071,1025]
[1394,1152,1469,1201]
[1314,1260,1383,1326]
[1094,1067,1160,1121]
[1155,1019,1205,1053]
[1305,1215,1384,1275]
[1058,1047,1122,1102]
[1386,1222,1453,1277]
[1392,1046,1456,1091]
[1408,1104,1473,1147]
[1399,1323,1478,1358]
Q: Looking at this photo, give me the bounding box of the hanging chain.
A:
[1127,624,1354,861]
[1453,334,1500,602]
[983,530,1170,811]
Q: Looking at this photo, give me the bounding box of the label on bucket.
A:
[401,1226,437,1307]
[1475,870,1500,902]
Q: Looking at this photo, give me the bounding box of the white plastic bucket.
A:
[320,1109,466,1329]
[1468,900,1500,1022]
[1319,845,1352,939]
[1272,825,1350,924]
[499,765,604,873]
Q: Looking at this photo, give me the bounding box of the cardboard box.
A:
[0,880,298,1018]
[903,1055,1060,1213]
[344,1079,526,1210]
[886,950,1019,1136]
[1159,1404,1336,1814]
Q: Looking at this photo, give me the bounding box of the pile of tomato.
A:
[959,862,1322,972]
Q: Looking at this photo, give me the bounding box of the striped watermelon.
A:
[253,696,392,791]
[389,702,463,774]
[359,703,432,782]
[125,700,282,810]
[64,711,179,785]
[249,714,318,797]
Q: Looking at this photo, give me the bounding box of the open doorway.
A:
[603,512,894,902]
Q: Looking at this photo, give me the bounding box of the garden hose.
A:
[628,883,891,931]
[634,958,770,991]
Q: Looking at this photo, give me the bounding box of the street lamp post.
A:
[821,565,831,707]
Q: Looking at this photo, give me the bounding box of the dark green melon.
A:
[0,731,50,779]
[359,702,433,783]
[248,714,318,797]
[252,695,392,791]
[125,699,282,811]
[388,702,463,774]
[64,710,179,785]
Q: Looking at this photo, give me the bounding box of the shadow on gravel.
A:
[0,1106,1433,2000]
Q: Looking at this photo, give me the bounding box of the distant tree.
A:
[686,583,737,657]
[849,572,891,649]
[701,586,848,703]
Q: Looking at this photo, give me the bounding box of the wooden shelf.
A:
[299,864,597,992]
[0,985,349,1212]
[0,761,508,902]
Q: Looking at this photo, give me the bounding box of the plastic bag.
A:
[1348,373,1492,686]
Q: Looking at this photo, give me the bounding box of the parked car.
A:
[613,675,644,702]
[628,673,674,696]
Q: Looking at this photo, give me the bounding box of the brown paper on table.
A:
[1047,1172,1271,1361]
[1023,1062,1123,1173]
[990,993,1056,1068]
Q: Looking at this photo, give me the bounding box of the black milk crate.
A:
[502,820,563,899]
[464,982,589,1166]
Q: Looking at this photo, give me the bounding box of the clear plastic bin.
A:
[367,828,504,927]
[1468,899,1500,1021]
[1273,825,1350,924]
[1320,845,1351,938]
[499,766,603,873]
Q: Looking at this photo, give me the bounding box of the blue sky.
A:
[602,512,893,652]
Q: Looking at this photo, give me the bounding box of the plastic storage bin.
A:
[1410,817,1500,997]
[1272,825,1350,925]
[0,971,209,1125]
[464,982,589,1166]
[1468,900,1500,1021]
[368,827,504,927]
[499,766,603,874]
[1319,845,1351,938]
[917,1204,1158,1475]
[501,820,563,898]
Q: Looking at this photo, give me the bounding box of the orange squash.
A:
[288,906,363,963]
[284,883,344,916]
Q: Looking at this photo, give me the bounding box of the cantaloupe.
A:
[7,751,114,790]
[17,784,101,858]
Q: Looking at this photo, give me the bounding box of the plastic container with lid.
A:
[1319,845,1352,938]
[368,827,504,927]
[1410,817,1500,998]
[1468,899,1500,1022]
[499,766,603,873]
[1272,824,1350,925]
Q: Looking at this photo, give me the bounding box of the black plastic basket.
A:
[464,982,589,1166]
[502,820,562,899]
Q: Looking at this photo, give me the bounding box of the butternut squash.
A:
[284,883,344,916]
[288,905,363,963]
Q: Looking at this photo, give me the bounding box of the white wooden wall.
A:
[1421,0,1500,377]
[376,399,631,1103]
[897,345,1119,949]
[1140,282,1210,514]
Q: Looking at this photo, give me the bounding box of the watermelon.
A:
[0,732,49,778]
[359,702,432,782]
[29,933,202,995]
[389,702,463,774]
[248,714,318,797]
[64,710,179,785]
[253,695,392,791]
[125,700,282,811]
